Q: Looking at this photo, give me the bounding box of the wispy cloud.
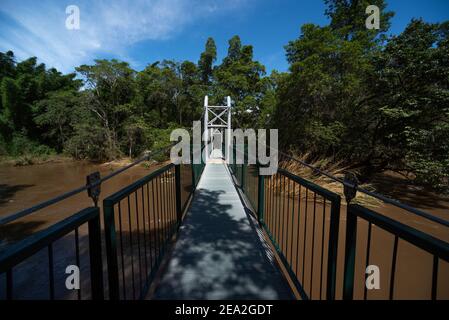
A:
[0,0,247,72]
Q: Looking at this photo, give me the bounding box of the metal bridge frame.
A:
[2,96,449,300]
[203,95,231,163]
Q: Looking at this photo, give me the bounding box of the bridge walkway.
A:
[152,161,294,299]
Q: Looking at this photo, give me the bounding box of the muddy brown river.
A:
[260,171,449,300]
[0,161,448,300]
[0,161,156,246]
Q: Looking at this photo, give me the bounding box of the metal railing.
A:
[0,115,208,300]
[228,144,340,300]
[103,145,206,300]
[2,130,448,300]
[0,150,160,226]
[261,169,341,300]
[343,204,449,300]
[226,143,449,300]
[0,207,103,299]
[104,164,177,300]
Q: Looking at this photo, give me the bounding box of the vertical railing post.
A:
[191,144,196,189]
[204,96,209,163]
[241,145,246,191]
[257,164,265,224]
[226,96,232,164]
[342,174,358,300]
[87,208,104,300]
[103,199,120,300]
[222,133,225,160]
[175,164,182,225]
[232,144,236,174]
[343,205,357,300]
[241,165,246,191]
[326,196,341,300]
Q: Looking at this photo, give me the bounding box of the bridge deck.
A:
[152,162,293,299]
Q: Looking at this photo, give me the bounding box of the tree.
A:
[76,59,136,159]
[198,37,217,84]
[275,1,449,192]
[214,36,266,127]
[0,77,21,135]
[0,51,15,82]
[363,20,449,186]
[325,0,393,43]
[34,90,81,151]
[277,22,374,154]
[224,36,242,64]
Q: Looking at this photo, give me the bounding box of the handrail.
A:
[0,207,98,271]
[0,143,175,226]
[278,168,340,202]
[0,207,104,300]
[103,164,174,205]
[343,204,449,300]
[349,204,449,261]
[103,151,206,300]
[230,115,449,227]
[275,149,449,228]
[227,145,341,300]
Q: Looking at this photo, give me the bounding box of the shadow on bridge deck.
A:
[150,163,293,300]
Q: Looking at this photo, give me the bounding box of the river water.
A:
[0,161,448,300]
[0,161,154,246]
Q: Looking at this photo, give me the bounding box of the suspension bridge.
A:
[1,96,448,300]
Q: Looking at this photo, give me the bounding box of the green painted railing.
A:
[103,145,206,300]
[0,207,104,300]
[228,144,341,299]
[343,204,449,300]
[261,169,341,300]
[226,144,449,300]
[192,144,206,187]
[0,139,206,300]
[2,137,448,300]
[103,164,177,300]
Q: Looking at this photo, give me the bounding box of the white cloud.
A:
[0,0,247,72]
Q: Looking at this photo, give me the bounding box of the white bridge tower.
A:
[203,96,232,163]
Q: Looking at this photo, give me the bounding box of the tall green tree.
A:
[363,19,449,186]
[275,1,448,191]
[214,35,266,127]
[75,59,136,159]
[198,37,217,85]
[34,90,81,151]
[325,0,393,42]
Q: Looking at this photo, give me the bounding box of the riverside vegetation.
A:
[0,0,448,194]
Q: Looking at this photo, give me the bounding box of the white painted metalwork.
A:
[203,96,232,163]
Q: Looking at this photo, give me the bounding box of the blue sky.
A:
[0,0,448,74]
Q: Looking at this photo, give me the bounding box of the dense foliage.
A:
[0,35,271,161]
[0,0,448,191]
[275,0,449,189]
